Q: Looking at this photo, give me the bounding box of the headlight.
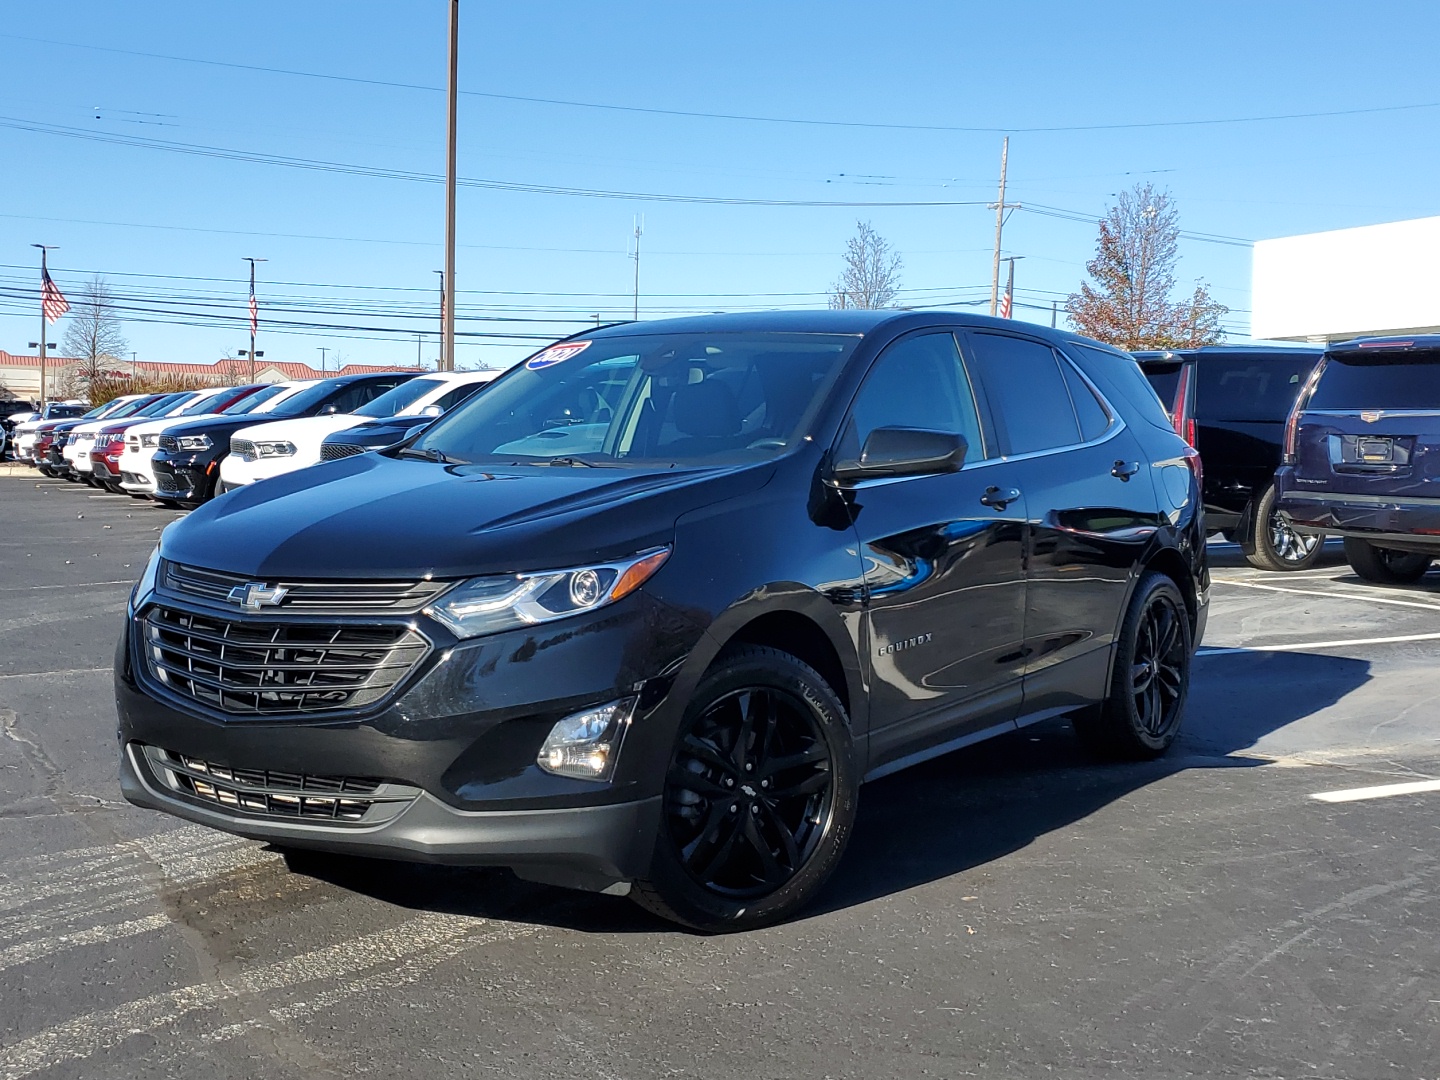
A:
[425,547,670,640]
[255,441,296,458]
[130,546,161,612]
[176,435,211,451]
[141,434,158,447]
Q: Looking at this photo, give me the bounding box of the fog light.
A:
[537,698,636,782]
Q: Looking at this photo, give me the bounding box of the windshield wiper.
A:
[529,456,610,468]
[398,446,451,463]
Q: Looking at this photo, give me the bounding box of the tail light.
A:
[1283,358,1326,465]
[1171,365,1196,447]
[1183,443,1202,490]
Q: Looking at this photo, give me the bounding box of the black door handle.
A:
[1111,460,1140,481]
[980,485,1021,510]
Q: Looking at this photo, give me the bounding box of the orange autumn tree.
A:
[1067,184,1228,350]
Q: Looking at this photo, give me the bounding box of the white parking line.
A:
[1198,631,1440,656]
[86,494,129,500]
[1211,577,1440,612]
[1311,779,1440,803]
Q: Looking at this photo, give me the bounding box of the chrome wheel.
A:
[1268,509,1319,564]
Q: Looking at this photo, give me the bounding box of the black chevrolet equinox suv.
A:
[117,311,1208,931]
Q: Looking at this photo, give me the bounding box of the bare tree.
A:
[61,276,129,386]
[830,221,903,309]
[1066,184,1227,349]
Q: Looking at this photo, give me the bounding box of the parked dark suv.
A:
[117,312,1207,931]
[1136,346,1325,571]
[149,371,418,507]
[1275,336,1440,584]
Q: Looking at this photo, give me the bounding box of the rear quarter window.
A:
[1308,353,1440,410]
[1196,354,1318,422]
[1067,344,1175,436]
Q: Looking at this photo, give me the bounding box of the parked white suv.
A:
[118,384,279,496]
[218,370,497,488]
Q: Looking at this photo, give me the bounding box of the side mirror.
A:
[831,427,967,484]
[320,404,338,415]
[418,404,444,417]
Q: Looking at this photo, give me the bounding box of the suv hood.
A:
[163,453,777,579]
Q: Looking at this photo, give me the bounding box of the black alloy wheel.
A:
[1073,572,1192,760]
[634,645,856,932]
[1343,537,1433,585]
[1245,485,1324,572]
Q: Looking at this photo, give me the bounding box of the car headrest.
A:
[672,379,741,438]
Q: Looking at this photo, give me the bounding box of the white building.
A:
[1252,215,1440,343]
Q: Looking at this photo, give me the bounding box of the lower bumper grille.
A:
[142,745,418,824]
[154,470,189,494]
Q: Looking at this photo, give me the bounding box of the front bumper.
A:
[150,451,214,501]
[119,741,657,892]
[218,452,300,487]
[91,452,123,480]
[115,586,703,891]
[119,450,158,492]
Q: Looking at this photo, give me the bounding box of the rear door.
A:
[965,330,1166,718]
[1296,349,1440,504]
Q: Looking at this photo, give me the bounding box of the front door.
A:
[840,330,1028,774]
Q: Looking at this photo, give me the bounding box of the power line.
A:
[6,32,1439,135]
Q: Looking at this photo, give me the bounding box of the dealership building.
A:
[1252,215,1440,343]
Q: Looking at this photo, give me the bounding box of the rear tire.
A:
[1244,485,1324,572]
[1343,538,1432,584]
[1073,572,1192,761]
[632,645,857,932]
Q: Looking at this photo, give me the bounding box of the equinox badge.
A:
[227,582,289,609]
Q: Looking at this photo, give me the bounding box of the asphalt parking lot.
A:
[3,473,1439,1080]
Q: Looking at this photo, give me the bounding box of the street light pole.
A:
[317,346,328,374]
[442,0,459,372]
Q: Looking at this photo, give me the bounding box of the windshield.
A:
[108,397,160,420]
[225,383,292,414]
[413,332,859,467]
[1310,352,1440,410]
[179,389,236,415]
[136,394,190,418]
[354,377,444,419]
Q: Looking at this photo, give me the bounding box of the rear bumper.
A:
[1275,467,1440,550]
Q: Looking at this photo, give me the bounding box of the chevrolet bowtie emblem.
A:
[227,582,289,609]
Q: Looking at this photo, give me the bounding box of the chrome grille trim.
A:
[140,604,430,715]
[230,437,257,458]
[142,745,418,824]
[320,443,367,461]
[159,560,450,613]
[157,434,179,452]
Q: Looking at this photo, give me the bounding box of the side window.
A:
[1057,352,1111,441]
[839,332,987,462]
[969,333,1081,454]
[330,379,406,413]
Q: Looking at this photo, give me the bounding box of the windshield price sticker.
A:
[527,341,592,370]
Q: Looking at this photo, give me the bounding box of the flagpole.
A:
[32,244,57,405]
[243,257,266,381]
[442,0,459,372]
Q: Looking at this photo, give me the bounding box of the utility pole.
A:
[243,257,267,381]
[131,351,137,381]
[441,0,459,372]
[988,137,1021,316]
[416,332,424,368]
[1051,300,1058,328]
[317,346,328,374]
[631,216,644,321]
[31,244,59,404]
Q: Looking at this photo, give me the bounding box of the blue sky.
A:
[3,0,1438,370]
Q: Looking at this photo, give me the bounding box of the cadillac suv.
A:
[1276,336,1440,583]
[118,311,1207,931]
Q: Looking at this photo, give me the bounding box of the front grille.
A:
[159,560,450,613]
[142,745,418,824]
[141,605,429,715]
[321,443,367,461]
[142,433,159,447]
[157,434,179,452]
[231,437,257,459]
[126,434,140,450]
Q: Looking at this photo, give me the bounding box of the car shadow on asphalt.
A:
[278,649,1370,934]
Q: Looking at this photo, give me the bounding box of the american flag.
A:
[999,257,1015,319]
[41,268,69,324]
[248,281,258,336]
[999,289,1013,319]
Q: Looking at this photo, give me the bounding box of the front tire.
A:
[1073,572,1192,760]
[1245,485,1324,572]
[1343,538,1432,584]
[632,645,857,932]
